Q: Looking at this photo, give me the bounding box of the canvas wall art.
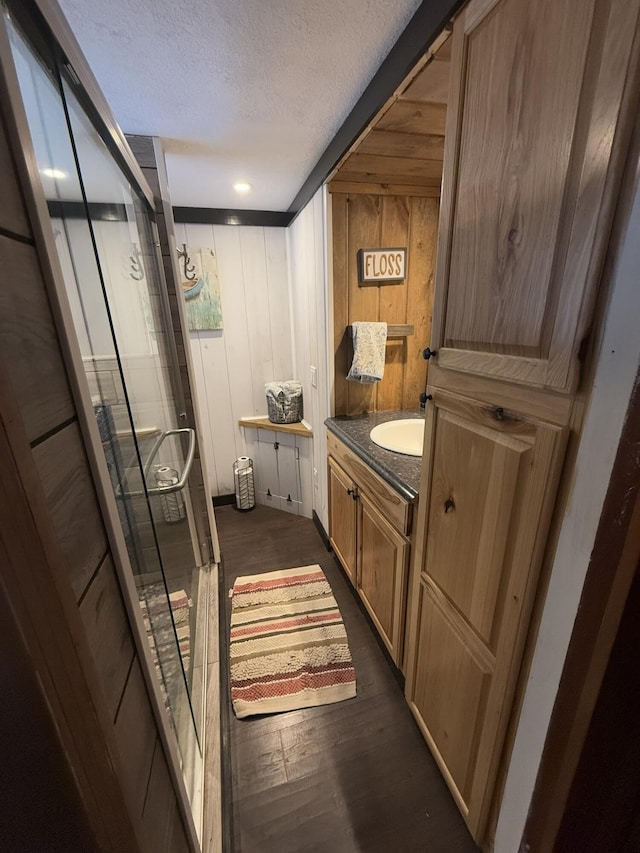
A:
[180,245,223,331]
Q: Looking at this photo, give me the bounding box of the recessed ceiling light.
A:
[41,167,67,179]
[233,181,251,194]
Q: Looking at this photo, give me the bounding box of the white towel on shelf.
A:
[347,321,387,384]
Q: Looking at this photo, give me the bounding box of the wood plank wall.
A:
[288,187,330,528]
[0,97,191,851]
[332,192,439,415]
[172,220,293,498]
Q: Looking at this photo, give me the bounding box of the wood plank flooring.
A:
[216,505,478,853]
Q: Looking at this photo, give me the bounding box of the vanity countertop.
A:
[325,409,424,502]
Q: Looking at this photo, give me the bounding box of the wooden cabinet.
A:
[433,0,640,394]
[328,456,357,586]
[327,432,413,666]
[405,388,566,834]
[358,493,409,663]
[404,0,640,843]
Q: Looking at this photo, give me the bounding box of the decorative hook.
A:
[177,243,197,280]
[129,243,145,281]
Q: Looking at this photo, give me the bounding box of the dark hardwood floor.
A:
[216,504,479,853]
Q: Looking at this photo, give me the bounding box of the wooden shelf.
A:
[238,416,313,438]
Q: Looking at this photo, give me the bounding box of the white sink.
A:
[369,419,425,457]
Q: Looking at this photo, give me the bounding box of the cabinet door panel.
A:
[406,388,566,836]
[426,406,530,646]
[358,493,408,664]
[433,0,640,391]
[411,581,492,807]
[328,457,357,585]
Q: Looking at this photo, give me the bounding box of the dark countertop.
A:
[325,409,424,502]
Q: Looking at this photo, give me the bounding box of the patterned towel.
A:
[347,321,387,384]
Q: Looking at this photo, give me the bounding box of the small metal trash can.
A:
[233,456,255,511]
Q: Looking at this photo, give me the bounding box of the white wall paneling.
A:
[287,187,331,529]
[174,222,298,501]
[174,192,328,519]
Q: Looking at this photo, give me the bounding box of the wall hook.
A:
[177,243,197,280]
[129,243,145,281]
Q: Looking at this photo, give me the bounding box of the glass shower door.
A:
[7,14,206,823]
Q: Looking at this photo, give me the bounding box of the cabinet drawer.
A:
[326,431,413,535]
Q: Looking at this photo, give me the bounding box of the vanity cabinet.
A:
[358,492,409,665]
[327,431,413,667]
[327,456,357,585]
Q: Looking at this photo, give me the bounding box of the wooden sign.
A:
[357,247,407,285]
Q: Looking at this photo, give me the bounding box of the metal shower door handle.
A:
[118,428,196,498]
[144,428,196,495]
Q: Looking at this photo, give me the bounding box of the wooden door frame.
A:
[521,367,640,851]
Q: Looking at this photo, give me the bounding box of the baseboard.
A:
[312,510,332,551]
[212,493,236,507]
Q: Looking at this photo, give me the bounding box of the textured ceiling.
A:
[56,0,423,211]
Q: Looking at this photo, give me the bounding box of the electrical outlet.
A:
[310,365,317,388]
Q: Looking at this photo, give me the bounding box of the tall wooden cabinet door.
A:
[328,456,357,586]
[405,388,566,837]
[357,493,409,666]
[431,0,640,392]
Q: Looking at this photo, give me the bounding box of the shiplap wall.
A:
[287,187,331,530]
[172,222,303,501]
[175,192,330,525]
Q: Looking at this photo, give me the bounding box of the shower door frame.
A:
[0,2,209,848]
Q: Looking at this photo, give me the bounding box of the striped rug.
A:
[138,585,191,722]
[230,565,356,719]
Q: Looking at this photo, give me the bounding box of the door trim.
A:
[521,370,640,852]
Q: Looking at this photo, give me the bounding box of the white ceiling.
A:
[56,0,423,211]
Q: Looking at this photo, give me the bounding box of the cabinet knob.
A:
[419,392,433,408]
[422,347,438,361]
[347,487,358,500]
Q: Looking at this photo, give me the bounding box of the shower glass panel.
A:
[7,14,204,820]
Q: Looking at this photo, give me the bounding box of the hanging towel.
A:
[347,321,387,384]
